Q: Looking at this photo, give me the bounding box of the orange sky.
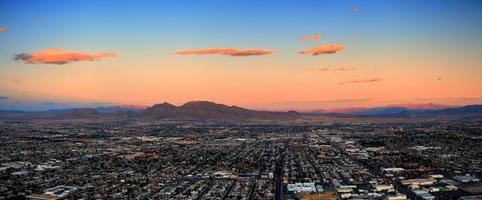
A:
[1,1,481,111]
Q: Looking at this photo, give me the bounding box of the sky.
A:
[1,0,482,111]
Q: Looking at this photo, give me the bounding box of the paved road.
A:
[221,179,237,200]
[275,141,288,200]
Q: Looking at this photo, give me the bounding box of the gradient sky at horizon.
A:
[1,0,482,111]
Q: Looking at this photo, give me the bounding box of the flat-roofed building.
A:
[401,179,435,186]
[453,175,480,183]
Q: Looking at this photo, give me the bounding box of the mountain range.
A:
[325,103,481,117]
[0,101,480,120]
[143,101,300,120]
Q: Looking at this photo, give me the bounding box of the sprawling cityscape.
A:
[1,114,480,199]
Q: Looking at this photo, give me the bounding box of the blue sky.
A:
[1,0,482,111]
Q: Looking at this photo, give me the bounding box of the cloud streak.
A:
[175,48,274,57]
[298,44,344,55]
[304,66,357,72]
[14,49,117,65]
[0,96,8,100]
[339,78,382,85]
[0,27,7,32]
[301,33,321,42]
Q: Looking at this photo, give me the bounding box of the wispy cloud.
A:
[304,66,357,72]
[339,78,382,85]
[0,27,7,32]
[352,8,360,12]
[0,96,8,100]
[14,49,117,65]
[301,33,321,42]
[175,48,274,57]
[298,44,344,55]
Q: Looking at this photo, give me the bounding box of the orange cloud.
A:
[298,44,345,55]
[175,48,274,57]
[0,27,7,32]
[301,33,321,42]
[305,66,357,72]
[14,49,117,64]
[339,78,382,85]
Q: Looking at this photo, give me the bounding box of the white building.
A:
[287,182,317,193]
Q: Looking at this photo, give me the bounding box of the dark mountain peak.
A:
[152,102,176,108]
[111,104,149,110]
[144,102,177,116]
[182,101,225,108]
[180,101,247,112]
[142,101,300,120]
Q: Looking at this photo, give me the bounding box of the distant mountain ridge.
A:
[387,103,454,110]
[0,101,480,120]
[143,101,300,120]
[0,101,303,120]
[0,105,145,119]
[96,104,147,113]
[344,104,482,117]
[306,103,453,115]
[61,108,101,118]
